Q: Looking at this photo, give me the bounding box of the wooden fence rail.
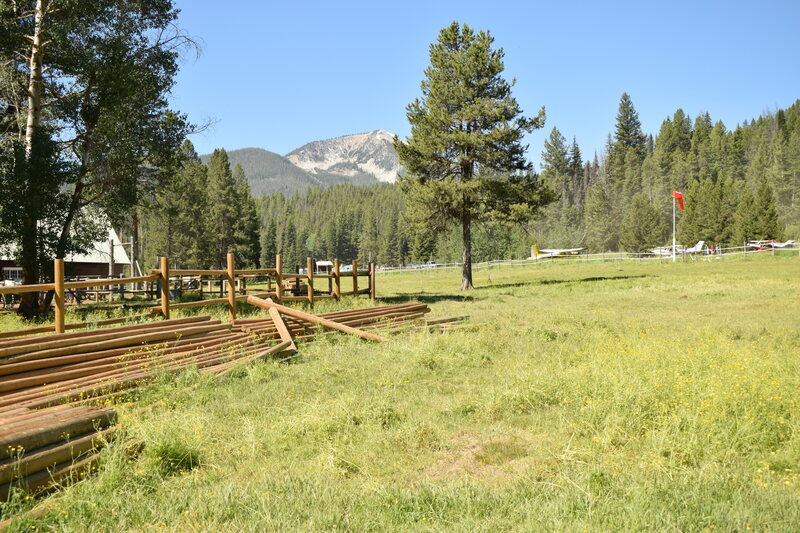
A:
[0,254,375,338]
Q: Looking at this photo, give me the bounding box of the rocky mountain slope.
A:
[200,130,402,196]
[286,130,401,184]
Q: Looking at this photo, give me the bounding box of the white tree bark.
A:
[24,0,48,157]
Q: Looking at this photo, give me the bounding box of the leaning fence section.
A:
[0,254,376,338]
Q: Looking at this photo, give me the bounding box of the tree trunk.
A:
[460,208,474,290]
[24,0,48,157]
[18,0,48,318]
[18,211,41,318]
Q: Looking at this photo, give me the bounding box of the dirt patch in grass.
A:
[424,433,530,484]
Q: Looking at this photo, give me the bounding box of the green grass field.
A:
[3,256,800,532]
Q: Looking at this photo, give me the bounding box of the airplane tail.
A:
[531,244,540,258]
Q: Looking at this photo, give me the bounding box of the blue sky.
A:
[172,0,799,166]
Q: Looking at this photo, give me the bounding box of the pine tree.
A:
[172,141,214,268]
[282,219,298,272]
[568,137,584,209]
[232,163,260,267]
[753,175,781,239]
[613,93,647,160]
[733,188,759,244]
[394,22,549,290]
[584,184,617,252]
[380,213,401,266]
[541,127,569,206]
[620,192,666,253]
[260,218,277,268]
[207,149,239,268]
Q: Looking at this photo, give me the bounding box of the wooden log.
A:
[0,407,115,460]
[275,254,283,304]
[227,252,236,321]
[0,329,239,379]
[369,262,376,301]
[333,259,341,299]
[267,307,297,356]
[0,323,231,366]
[0,449,101,501]
[352,260,358,295]
[0,426,115,485]
[424,316,470,326]
[246,297,386,342]
[0,318,217,359]
[160,257,170,319]
[54,259,65,334]
[169,269,227,276]
[0,316,210,350]
[63,275,159,290]
[0,282,55,296]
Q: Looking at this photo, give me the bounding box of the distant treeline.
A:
[140,96,798,268]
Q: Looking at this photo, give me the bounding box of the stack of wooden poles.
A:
[0,301,433,500]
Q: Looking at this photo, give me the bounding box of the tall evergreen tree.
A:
[584,184,617,252]
[395,22,550,290]
[620,192,666,253]
[753,175,781,240]
[541,127,569,206]
[207,149,239,268]
[260,218,277,269]
[232,163,261,267]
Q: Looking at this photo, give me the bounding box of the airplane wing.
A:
[539,247,587,255]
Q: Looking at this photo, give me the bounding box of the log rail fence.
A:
[0,254,375,339]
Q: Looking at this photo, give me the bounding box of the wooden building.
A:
[0,227,131,281]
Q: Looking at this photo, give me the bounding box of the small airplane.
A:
[530,245,587,259]
[747,240,781,250]
[651,241,704,256]
[766,240,795,249]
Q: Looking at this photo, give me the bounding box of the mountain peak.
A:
[286,130,401,183]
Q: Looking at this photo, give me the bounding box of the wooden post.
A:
[369,262,375,301]
[54,258,65,334]
[227,252,236,321]
[352,259,358,296]
[307,256,314,307]
[275,254,283,303]
[159,256,170,319]
[333,258,341,299]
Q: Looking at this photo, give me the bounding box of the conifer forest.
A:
[140,96,799,270]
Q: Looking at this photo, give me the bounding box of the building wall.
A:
[1,260,125,280]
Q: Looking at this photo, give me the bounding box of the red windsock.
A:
[672,191,684,211]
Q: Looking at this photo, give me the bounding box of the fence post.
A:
[54,258,65,334]
[352,259,358,296]
[160,256,170,319]
[227,252,236,321]
[275,254,283,303]
[369,262,375,301]
[333,258,341,299]
[307,256,314,307]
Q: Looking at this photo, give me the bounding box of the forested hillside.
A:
[536,95,798,253]
[137,96,798,271]
[253,97,798,267]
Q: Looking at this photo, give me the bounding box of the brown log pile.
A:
[0,302,438,502]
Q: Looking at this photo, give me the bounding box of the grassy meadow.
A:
[2,255,800,531]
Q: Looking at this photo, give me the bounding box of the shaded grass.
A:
[2,256,800,531]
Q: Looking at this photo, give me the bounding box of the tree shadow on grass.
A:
[379,274,652,305]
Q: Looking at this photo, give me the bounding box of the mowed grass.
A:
[3,255,800,531]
